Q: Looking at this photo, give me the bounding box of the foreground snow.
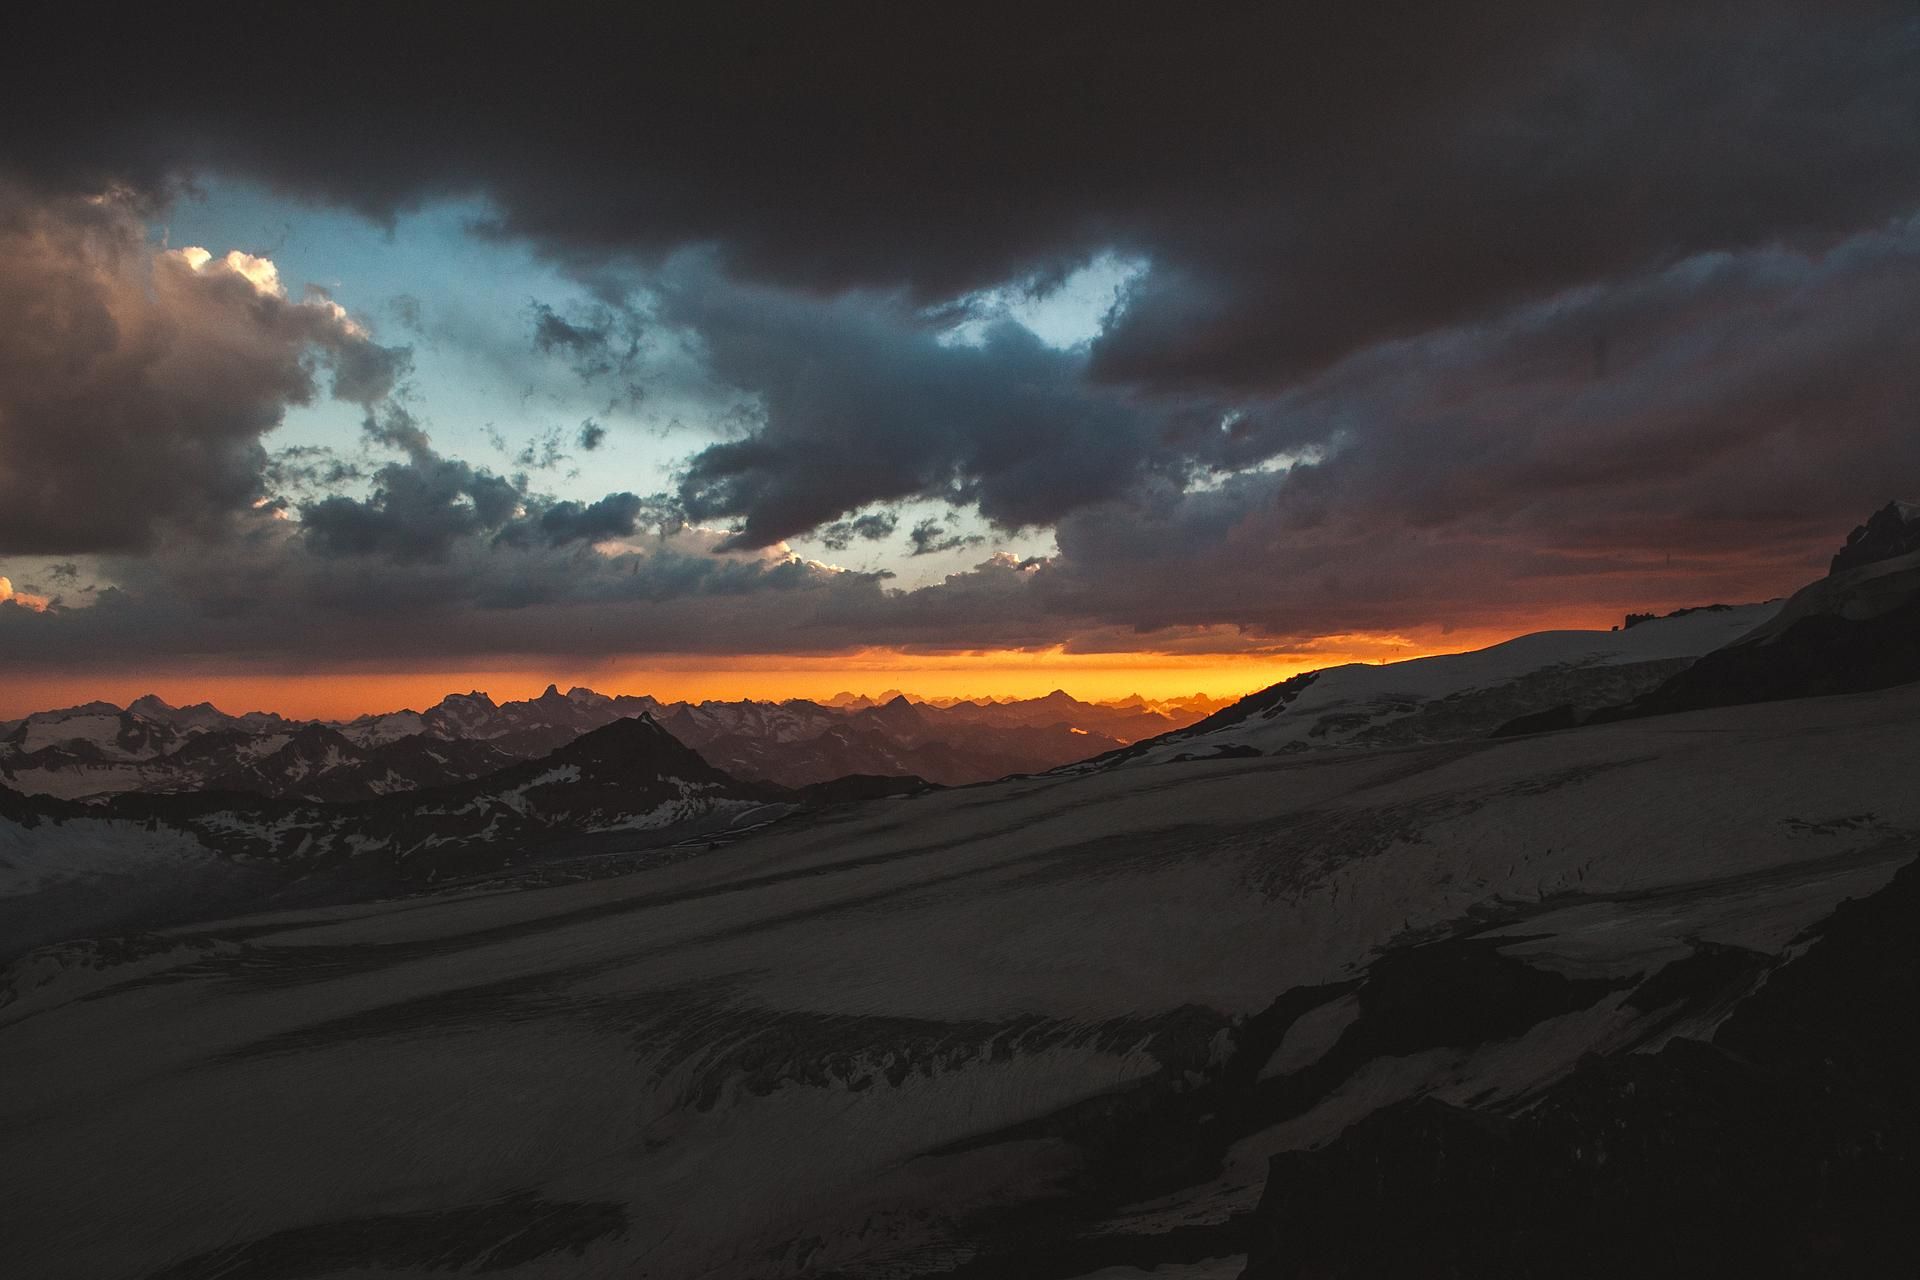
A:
[2,679,1916,1277]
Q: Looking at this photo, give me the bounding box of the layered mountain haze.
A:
[0,685,1194,802]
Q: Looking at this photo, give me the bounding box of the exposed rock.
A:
[1594,528,1920,722]
[1621,602,1737,630]
[1830,497,1920,574]
[1243,856,1920,1278]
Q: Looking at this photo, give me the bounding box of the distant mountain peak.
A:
[865,694,925,724]
[549,712,724,779]
[563,711,669,747]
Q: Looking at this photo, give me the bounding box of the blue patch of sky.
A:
[154,179,702,506]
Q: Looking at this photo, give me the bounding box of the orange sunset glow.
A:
[0,616,1609,722]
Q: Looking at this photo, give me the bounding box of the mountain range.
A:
[0,685,1201,802]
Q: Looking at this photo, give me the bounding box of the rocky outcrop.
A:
[1587,512,1920,724]
[1493,505,1920,736]
[1831,498,1920,574]
[1621,602,1738,630]
[1243,855,1920,1278]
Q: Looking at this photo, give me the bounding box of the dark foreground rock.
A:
[1243,854,1920,1278]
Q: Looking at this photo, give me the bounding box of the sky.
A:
[3,3,1919,718]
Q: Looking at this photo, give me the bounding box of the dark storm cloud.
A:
[0,184,406,556]
[1037,217,1920,638]
[303,414,666,560]
[302,456,522,563]
[662,266,1224,548]
[8,3,1917,394]
[533,493,652,546]
[0,506,926,669]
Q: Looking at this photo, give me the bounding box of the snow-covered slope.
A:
[0,788,267,961]
[1100,602,1778,767]
[3,681,1915,1277]
[0,722,522,804]
[0,716,796,938]
[0,805,217,900]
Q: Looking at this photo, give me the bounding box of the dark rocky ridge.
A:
[1599,591,1920,719]
[1831,498,1920,574]
[1243,854,1920,1277]
[1497,501,1920,735]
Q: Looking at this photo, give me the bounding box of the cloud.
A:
[817,512,899,552]
[662,261,1226,548]
[512,426,569,471]
[294,407,669,559]
[0,184,407,555]
[532,492,653,546]
[4,8,1920,674]
[9,5,1916,397]
[529,299,646,410]
[0,576,50,612]
[907,519,984,557]
[1030,216,1920,638]
[0,503,919,670]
